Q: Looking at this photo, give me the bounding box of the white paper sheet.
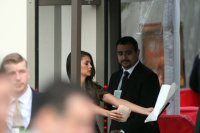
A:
[145,82,178,123]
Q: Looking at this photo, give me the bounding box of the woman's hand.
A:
[107,110,123,122]
[144,107,154,115]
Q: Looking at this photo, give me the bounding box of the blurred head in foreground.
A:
[30,83,95,133]
[0,70,11,132]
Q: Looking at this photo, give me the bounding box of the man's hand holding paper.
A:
[145,82,178,123]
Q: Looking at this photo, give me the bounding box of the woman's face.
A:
[81,56,92,78]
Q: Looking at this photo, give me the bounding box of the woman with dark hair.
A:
[67,51,153,132]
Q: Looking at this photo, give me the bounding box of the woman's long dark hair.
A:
[66,51,100,105]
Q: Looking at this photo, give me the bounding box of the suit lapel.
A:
[30,89,41,119]
[28,89,41,129]
[113,70,123,90]
[31,89,36,119]
[120,62,143,98]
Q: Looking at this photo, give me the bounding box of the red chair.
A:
[158,115,195,133]
[160,89,199,123]
[180,107,199,123]
[180,89,199,124]
[180,89,199,107]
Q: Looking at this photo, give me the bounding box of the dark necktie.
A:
[120,71,129,90]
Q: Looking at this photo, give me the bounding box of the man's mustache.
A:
[121,60,130,63]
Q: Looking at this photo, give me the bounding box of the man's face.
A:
[62,94,95,133]
[117,43,140,70]
[4,61,29,97]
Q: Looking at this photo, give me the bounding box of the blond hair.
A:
[0,53,27,71]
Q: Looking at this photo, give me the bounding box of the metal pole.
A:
[54,6,62,83]
[173,0,180,114]
[163,0,175,114]
[71,0,82,86]
[109,0,122,75]
[35,0,39,91]
[163,0,180,114]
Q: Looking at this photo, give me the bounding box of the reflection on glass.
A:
[121,1,164,86]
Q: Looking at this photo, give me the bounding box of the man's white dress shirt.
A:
[7,85,32,129]
[117,60,139,90]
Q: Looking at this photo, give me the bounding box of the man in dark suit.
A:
[108,36,160,133]
[190,54,200,93]
[0,53,41,131]
[190,53,200,133]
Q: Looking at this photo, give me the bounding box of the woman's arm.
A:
[90,103,123,122]
[102,93,153,115]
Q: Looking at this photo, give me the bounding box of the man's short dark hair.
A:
[34,83,88,117]
[116,36,138,52]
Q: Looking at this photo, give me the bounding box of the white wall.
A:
[0,1,97,90]
[0,0,35,88]
[39,5,97,89]
[61,5,97,82]
[39,4,103,132]
[39,6,55,90]
[1,2,102,131]
[0,1,27,61]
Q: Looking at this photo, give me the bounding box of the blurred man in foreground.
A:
[29,83,95,133]
[1,53,41,130]
[0,70,11,133]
